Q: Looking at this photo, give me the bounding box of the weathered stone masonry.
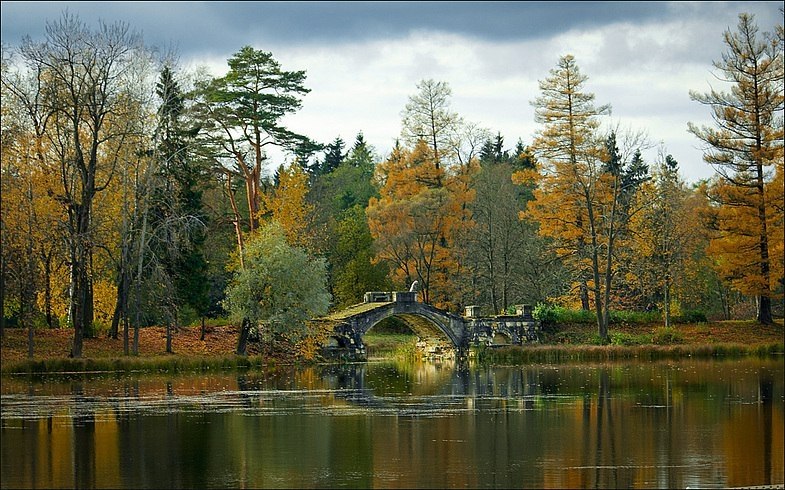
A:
[318,292,541,360]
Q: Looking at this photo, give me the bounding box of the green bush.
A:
[532,303,558,325]
[652,327,684,345]
[610,331,653,346]
[557,308,596,323]
[673,310,707,324]
[535,306,662,326]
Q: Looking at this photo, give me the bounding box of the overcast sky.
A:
[3,1,783,183]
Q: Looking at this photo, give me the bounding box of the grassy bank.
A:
[474,342,783,364]
[0,354,280,375]
[363,332,418,360]
[476,318,784,364]
[1,319,782,373]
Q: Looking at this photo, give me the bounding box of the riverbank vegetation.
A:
[2,318,781,373]
[2,11,782,362]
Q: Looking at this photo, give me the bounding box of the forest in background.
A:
[1,11,782,358]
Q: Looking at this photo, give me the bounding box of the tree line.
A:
[1,11,782,357]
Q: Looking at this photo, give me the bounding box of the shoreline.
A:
[2,319,783,374]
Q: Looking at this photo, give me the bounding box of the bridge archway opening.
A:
[493,332,511,345]
[325,336,342,348]
[363,313,456,359]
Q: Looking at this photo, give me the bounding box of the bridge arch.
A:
[354,305,464,348]
[318,293,539,360]
[321,298,467,358]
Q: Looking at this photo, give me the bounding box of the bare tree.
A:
[400,79,462,169]
[7,12,151,356]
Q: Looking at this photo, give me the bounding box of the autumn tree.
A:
[262,161,317,251]
[626,153,695,326]
[4,13,152,357]
[367,140,472,308]
[468,159,561,314]
[519,55,648,342]
[0,106,43,355]
[688,13,784,324]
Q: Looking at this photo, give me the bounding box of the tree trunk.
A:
[123,315,129,356]
[42,252,54,328]
[236,317,251,356]
[27,320,34,359]
[758,296,773,324]
[200,316,206,341]
[664,274,671,329]
[70,199,95,357]
[165,321,172,354]
[0,252,4,339]
[109,275,123,339]
[756,184,773,323]
[580,281,590,311]
[70,263,89,358]
[585,192,608,342]
[225,173,245,269]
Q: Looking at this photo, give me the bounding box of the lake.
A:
[1,358,783,488]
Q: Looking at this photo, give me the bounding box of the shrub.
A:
[652,327,684,345]
[610,332,652,346]
[673,310,707,324]
[609,310,661,324]
[557,308,595,323]
[532,303,558,325]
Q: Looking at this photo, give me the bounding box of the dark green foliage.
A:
[533,303,559,325]
[316,136,346,176]
[148,65,211,324]
[330,205,391,308]
[534,304,663,325]
[673,310,708,323]
[652,327,685,344]
[199,46,320,156]
[479,132,509,164]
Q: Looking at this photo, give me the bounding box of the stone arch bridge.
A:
[314,291,540,360]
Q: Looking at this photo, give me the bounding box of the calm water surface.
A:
[1,358,783,489]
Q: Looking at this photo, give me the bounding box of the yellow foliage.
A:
[262,161,317,251]
[92,280,118,328]
[367,140,476,308]
[706,175,783,300]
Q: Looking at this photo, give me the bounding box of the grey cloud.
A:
[3,1,757,56]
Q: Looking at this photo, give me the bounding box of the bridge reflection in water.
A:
[315,291,540,360]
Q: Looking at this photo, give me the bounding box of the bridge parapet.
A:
[467,316,540,347]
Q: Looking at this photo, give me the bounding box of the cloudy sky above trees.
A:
[3,1,782,183]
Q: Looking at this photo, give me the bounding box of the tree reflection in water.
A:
[1,359,782,489]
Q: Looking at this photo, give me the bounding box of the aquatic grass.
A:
[364,333,419,360]
[475,342,784,364]
[0,353,284,374]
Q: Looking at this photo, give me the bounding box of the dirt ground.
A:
[0,324,241,364]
